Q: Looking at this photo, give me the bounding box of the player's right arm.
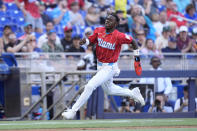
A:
[79,28,98,45]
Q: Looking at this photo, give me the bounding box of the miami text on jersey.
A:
[98,38,115,50]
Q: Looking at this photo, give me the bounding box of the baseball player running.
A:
[62,13,145,119]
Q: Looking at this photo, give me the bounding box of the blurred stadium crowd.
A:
[0,0,196,55]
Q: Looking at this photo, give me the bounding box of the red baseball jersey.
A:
[88,27,133,63]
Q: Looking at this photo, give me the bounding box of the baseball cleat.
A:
[62,109,76,120]
[130,87,145,106]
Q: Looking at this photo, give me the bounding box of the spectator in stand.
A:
[68,35,85,53]
[151,13,161,37]
[81,27,93,50]
[77,44,95,70]
[155,26,171,51]
[140,56,174,112]
[176,26,193,53]
[135,29,146,49]
[128,4,157,41]
[41,0,55,8]
[166,0,187,27]
[112,0,132,18]
[48,0,71,27]
[25,35,42,52]
[192,0,197,12]
[41,30,63,52]
[69,1,85,26]
[162,36,180,53]
[99,5,111,25]
[184,4,197,32]
[168,21,177,38]
[154,0,166,12]
[120,97,141,113]
[148,95,173,113]
[0,0,6,11]
[174,86,197,112]
[174,86,191,112]
[191,27,197,52]
[116,10,129,33]
[97,0,112,9]
[153,11,170,36]
[61,26,73,52]
[173,0,191,13]
[38,1,53,26]
[38,21,61,48]
[4,32,31,53]
[85,4,100,26]
[84,27,93,38]
[139,0,158,18]
[19,23,35,40]
[15,0,43,33]
[131,13,149,39]
[140,38,161,58]
[67,0,85,10]
[2,25,12,47]
[129,0,140,5]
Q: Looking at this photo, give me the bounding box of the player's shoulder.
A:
[115,30,125,35]
[115,30,132,39]
[95,27,105,32]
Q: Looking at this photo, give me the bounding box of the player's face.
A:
[105,15,117,29]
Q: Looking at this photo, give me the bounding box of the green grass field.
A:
[0,118,197,131]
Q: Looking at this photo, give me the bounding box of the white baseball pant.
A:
[72,62,133,112]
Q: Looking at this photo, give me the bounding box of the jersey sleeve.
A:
[88,28,98,44]
[117,32,133,45]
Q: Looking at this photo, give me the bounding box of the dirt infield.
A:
[4,126,197,131]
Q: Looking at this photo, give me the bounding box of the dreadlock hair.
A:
[109,12,120,24]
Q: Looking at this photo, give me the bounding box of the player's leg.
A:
[62,66,114,119]
[102,78,145,106]
[102,78,132,96]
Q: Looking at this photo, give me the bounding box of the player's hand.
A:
[79,38,86,45]
[134,56,142,76]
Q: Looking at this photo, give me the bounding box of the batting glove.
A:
[133,49,142,76]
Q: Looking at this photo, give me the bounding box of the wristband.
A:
[133,49,140,56]
[85,38,90,46]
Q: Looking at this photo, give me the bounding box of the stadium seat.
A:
[57,33,64,39]
[0,53,18,67]
[11,25,18,32]
[15,17,25,26]
[11,10,24,18]
[0,11,6,17]
[5,3,18,11]
[0,26,3,32]
[0,17,8,26]
[16,32,24,38]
